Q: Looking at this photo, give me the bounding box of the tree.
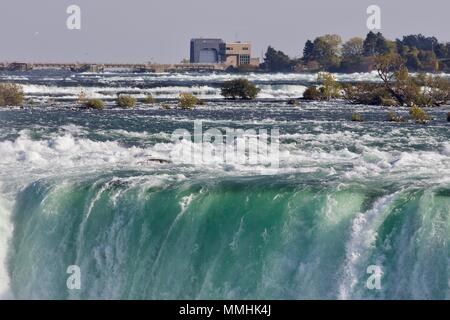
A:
[400,34,438,51]
[364,31,389,56]
[342,37,364,58]
[302,40,315,63]
[404,47,422,70]
[363,31,378,56]
[418,50,439,72]
[375,36,390,55]
[434,43,449,59]
[263,46,293,72]
[375,53,408,104]
[221,78,260,100]
[311,34,342,69]
[317,72,341,100]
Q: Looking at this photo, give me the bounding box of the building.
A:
[190,38,226,64]
[224,42,259,67]
[190,38,260,68]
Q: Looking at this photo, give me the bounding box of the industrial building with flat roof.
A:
[190,38,260,68]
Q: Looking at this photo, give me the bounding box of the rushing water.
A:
[1,71,450,299]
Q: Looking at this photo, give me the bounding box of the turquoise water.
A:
[1,71,450,299]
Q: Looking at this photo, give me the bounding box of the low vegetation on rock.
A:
[387,111,405,122]
[117,95,136,108]
[179,93,198,109]
[303,73,340,101]
[221,78,260,100]
[409,104,431,123]
[351,113,364,122]
[85,98,105,110]
[0,83,24,106]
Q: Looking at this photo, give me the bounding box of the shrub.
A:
[409,105,430,123]
[221,78,260,100]
[303,86,322,100]
[85,98,105,110]
[161,104,171,110]
[374,55,448,107]
[416,75,450,106]
[351,113,364,122]
[380,97,399,107]
[387,111,404,122]
[0,83,24,106]
[144,95,155,104]
[179,93,198,109]
[317,72,341,100]
[117,95,136,108]
[342,83,395,106]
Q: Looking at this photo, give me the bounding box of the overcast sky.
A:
[0,0,449,63]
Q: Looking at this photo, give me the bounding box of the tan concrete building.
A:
[224,42,260,68]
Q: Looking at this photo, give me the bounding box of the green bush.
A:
[351,113,364,122]
[303,86,322,100]
[117,95,136,108]
[409,105,430,123]
[0,83,24,106]
[317,72,341,100]
[179,93,198,109]
[85,99,105,110]
[221,78,260,100]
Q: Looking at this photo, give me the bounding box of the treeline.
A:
[262,32,450,73]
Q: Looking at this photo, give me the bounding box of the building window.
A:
[239,55,250,65]
[243,47,249,50]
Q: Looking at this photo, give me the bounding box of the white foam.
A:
[1,127,450,187]
[22,83,309,100]
[338,193,398,300]
[18,71,382,102]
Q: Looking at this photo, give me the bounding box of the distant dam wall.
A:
[0,62,229,73]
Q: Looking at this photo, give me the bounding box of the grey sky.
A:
[0,0,449,63]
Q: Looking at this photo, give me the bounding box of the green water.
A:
[1,71,450,299]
